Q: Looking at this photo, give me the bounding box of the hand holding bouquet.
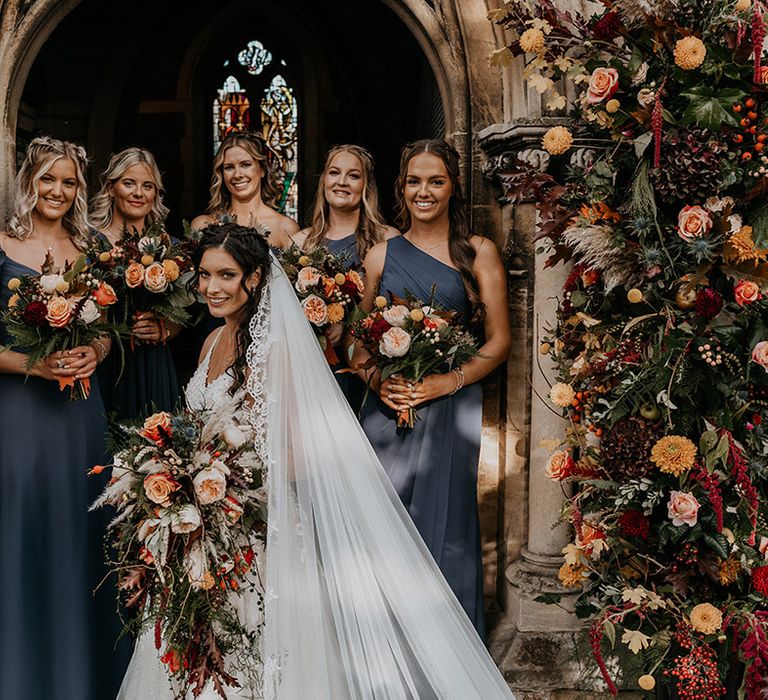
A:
[90,402,266,697]
[278,244,365,363]
[3,252,118,399]
[349,289,480,429]
[88,222,196,345]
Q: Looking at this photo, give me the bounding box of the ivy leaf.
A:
[704,533,730,560]
[680,86,746,130]
[534,593,562,605]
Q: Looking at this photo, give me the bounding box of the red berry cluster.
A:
[732,97,767,162]
[670,543,699,575]
[663,646,725,700]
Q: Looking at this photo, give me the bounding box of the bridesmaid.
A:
[352,139,511,638]
[191,131,299,249]
[295,144,398,411]
[89,147,180,419]
[0,137,116,699]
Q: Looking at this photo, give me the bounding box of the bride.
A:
[117,222,515,699]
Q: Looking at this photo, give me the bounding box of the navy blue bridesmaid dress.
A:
[324,234,365,414]
[360,235,486,637]
[0,247,124,698]
[91,232,179,421]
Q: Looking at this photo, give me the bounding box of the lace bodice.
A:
[185,329,248,417]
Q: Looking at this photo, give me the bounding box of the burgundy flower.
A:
[21,301,48,326]
[694,287,723,320]
[369,317,391,342]
[591,11,621,41]
[340,279,360,299]
[617,510,650,539]
[752,565,768,596]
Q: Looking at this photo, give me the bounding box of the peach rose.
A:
[677,205,712,242]
[193,467,227,505]
[139,411,173,445]
[45,296,72,328]
[734,279,761,306]
[162,259,180,282]
[382,305,410,327]
[667,491,700,527]
[125,262,145,288]
[302,294,329,326]
[296,266,321,293]
[144,262,169,293]
[379,327,412,358]
[545,450,574,481]
[143,472,180,507]
[93,281,117,306]
[586,67,620,104]
[751,341,768,372]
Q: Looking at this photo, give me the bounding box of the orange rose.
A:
[301,294,329,326]
[143,472,180,507]
[586,67,619,104]
[139,411,173,445]
[734,279,761,306]
[162,259,180,282]
[545,450,574,481]
[45,296,72,328]
[677,205,712,242]
[144,262,169,293]
[125,262,145,288]
[326,303,345,324]
[93,281,117,306]
[348,269,365,294]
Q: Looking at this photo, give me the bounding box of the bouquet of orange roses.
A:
[2,252,119,399]
[278,244,365,364]
[90,400,266,696]
[88,222,196,346]
[349,289,480,429]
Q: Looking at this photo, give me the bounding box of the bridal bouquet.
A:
[88,222,196,342]
[278,244,365,363]
[3,252,118,399]
[349,290,480,429]
[90,404,266,696]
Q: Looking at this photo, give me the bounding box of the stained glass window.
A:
[212,41,299,219]
[238,40,272,76]
[261,76,298,220]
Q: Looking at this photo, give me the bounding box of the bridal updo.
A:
[191,222,272,395]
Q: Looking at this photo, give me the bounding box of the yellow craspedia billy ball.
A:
[539,342,551,355]
[410,308,425,322]
[375,295,388,309]
[606,99,621,113]
[55,280,70,293]
[542,126,573,155]
[735,0,751,11]
[638,675,656,691]
[519,28,545,54]
[141,254,154,266]
[674,36,706,71]
[334,272,346,286]
[7,277,21,291]
[8,293,20,307]
[298,255,311,267]
[627,288,644,303]
[98,251,112,263]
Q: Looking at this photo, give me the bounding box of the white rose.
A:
[78,298,100,324]
[705,196,733,213]
[728,214,743,234]
[193,467,227,505]
[170,504,202,534]
[223,426,248,449]
[636,89,655,107]
[39,274,66,294]
[631,62,649,85]
[381,305,410,327]
[379,327,412,358]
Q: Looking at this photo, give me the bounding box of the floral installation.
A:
[89,402,266,697]
[277,244,364,364]
[348,290,480,429]
[2,252,118,399]
[88,222,197,345]
[492,0,768,696]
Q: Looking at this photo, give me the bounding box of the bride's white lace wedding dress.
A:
[116,256,516,700]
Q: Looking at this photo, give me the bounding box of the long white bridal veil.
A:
[248,255,515,700]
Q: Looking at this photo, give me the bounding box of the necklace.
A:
[407,234,447,254]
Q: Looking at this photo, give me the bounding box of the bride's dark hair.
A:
[191,222,272,395]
